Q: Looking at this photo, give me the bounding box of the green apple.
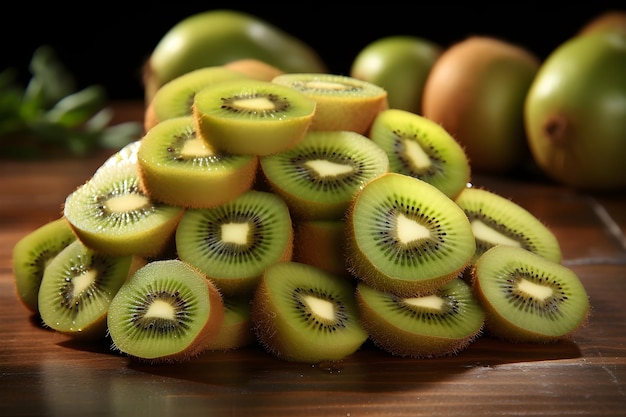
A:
[524,30,626,191]
[143,9,327,103]
[350,35,442,114]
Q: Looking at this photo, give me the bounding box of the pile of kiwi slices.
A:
[12,61,591,365]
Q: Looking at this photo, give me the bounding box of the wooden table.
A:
[1,102,625,416]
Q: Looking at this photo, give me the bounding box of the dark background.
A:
[3,3,625,102]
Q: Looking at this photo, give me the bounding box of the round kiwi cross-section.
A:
[368,108,471,199]
[260,130,389,220]
[271,73,388,134]
[346,172,476,297]
[145,65,248,131]
[251,261,368,364]
[37,240,135,339]
[64,146,185,258]
[137,116,259,208]
[193,78,317,156]
[454,186,562,264]
[107,259,225,362]
[471,245,590,343]
[356,278,485,358]
[175,190,294,296]
[12,217,77,313]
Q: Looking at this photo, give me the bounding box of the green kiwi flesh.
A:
[137,116,259,208]
[63,151,184,258]
[454,186,562,264]
[260,130,389,220]
[346,172,476,297]
[37,240,134,339]
[356,278,485,357]
[471,245,590,343]
[107,259,224,362]
[251,261,368,363]
[193,78,317,156]
[12,217,77,313]
[175,190,293,296]
[368,108,471,199]
[271,72,388,134]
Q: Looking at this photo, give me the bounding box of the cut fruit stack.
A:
[12,63,591,365]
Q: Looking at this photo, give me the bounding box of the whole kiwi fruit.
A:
[422,36,540,174]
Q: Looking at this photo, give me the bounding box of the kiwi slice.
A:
[63,149,185,258]
[356,278,485,358]
[251,261,368,363]
[137,116,259,208]
[292,219,351,278]
[175,190,293,296]
[260,130,389,220]
[271,73,388,134]
[144,66,248,131]
[192,78,317,156]
[368,108,471,199]
[37,239,136,339]
[471,245,590,343]
[205,294,255,351]
[107,259,224,362]
[346,172,476,297]
[12,217,77,313]
[454,186,562,264]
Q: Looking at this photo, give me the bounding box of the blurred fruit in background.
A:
[421,36,540,175]
[524,29,626,191]
[142,9,327,103]
[350,35,442,115]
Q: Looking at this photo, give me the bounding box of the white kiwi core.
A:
[303,295,335,321]
[305,159,353,178]
[144,299,176,319]
[105,194,150,213]
[397,213,430,243]
[471,220,521,247]
[304,80,349,91]
[517,278,553,300]
[181,137,213,157]
[221,222,250,245]
[71,269,98,298]
[404,294,444,311]
[403,138,431,170]
[233,97,276,111]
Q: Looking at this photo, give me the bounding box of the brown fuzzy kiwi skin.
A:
[292,219,352,279]
[355,280,485,358]
[470,246,591,344]
[223,58,285,81]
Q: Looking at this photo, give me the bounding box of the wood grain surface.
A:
[1,103,625,417]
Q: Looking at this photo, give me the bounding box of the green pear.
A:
[524,30,626,191]
[143,9,327,103]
